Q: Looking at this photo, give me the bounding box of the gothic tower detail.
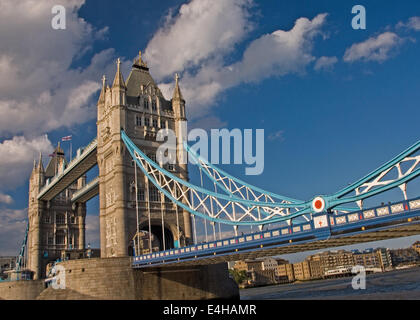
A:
[27,145,87,279]
[97,52,193,258]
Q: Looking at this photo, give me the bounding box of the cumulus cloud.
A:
[144,0,254,80]
[0,208,27,256]
[146,3,328,120]
[0,0,123,137]
[0,193,13,205]
[343,32,404,63]
[0,135,53,190]
[268,130,285,142]
[397,16,420,31]
[314,56,338,71]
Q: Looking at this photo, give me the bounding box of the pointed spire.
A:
[133,50,148,68]
[97,75,106,105]
[37,152,44,172]
[172,73,184,101]
[112,58,126,89]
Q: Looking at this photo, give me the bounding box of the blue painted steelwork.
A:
[185,142,304,204]
[132,197,420,268]
[185,142,357,213]
[122,130,420,226]
[16,223,29,272]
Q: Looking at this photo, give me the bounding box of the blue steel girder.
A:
[122,129,420,226]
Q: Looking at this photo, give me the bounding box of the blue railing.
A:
[132,197,420,267]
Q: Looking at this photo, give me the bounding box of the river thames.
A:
[240,267,420,300]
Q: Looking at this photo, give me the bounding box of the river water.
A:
[240,267,420,300]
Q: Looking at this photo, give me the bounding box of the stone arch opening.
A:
[137,220,175,253]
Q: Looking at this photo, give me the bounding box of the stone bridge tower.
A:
[27,147,87,279]
[97,52,192,258]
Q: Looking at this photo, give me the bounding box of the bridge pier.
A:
[30,257,239,300]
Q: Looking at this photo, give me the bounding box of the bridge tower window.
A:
[135,115,142,126]
[149,185,161,202]
[56,213,65,225]
[144,117,150,127]
[56,231,66,245]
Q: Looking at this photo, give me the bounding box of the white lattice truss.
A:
[353,154,420,209]
[133,150,309,227]
[196,159,311,222]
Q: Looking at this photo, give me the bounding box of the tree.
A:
[229,269,249,285]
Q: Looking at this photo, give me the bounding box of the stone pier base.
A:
[0,257,239,300]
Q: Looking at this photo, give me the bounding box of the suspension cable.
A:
[134,160,140,256]
[191,188,197,244]
[214,182,222,240]
[160,191,166,251]
[199,168,208,243]
[145,174,152,252]
[159,169,166,251]
[175,201,181,247]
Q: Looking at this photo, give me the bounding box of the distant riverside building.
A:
[353,249,381,270]
[292,261,311,280]
[389,248,420,267]
[233,257,291,285]
[231,243,419,287]
[0,256,17,279]
[306,250,355,274]
[412,241,420,255]
[376,248,393,271]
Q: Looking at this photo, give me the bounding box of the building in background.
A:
[389,248,420,267]
[412,241,420,255]
[0,257,17,280]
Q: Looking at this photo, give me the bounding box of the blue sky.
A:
[0,0,419,260]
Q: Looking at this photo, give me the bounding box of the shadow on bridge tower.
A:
[96,52,193,258]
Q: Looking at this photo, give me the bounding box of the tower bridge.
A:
[15,51,420,299]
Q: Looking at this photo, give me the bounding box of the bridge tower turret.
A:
[171,74,192,243]
[27,153,45,279]
[97,58,128,258]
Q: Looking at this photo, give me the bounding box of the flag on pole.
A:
[62,135,72,141]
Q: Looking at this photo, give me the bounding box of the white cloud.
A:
[0,135,53,190]
[149,7,328,119]
[268,130,285,142]
[145,0,254,80]
[0,0,123,137]
[397,16,420,31]
[343,32,404,63]
[314,56,338,71]
[0,193,13,204]
[0,208,27,256]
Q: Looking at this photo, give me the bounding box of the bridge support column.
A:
[34,258,239,300]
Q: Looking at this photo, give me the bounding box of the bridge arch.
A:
[137,219,177,253]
